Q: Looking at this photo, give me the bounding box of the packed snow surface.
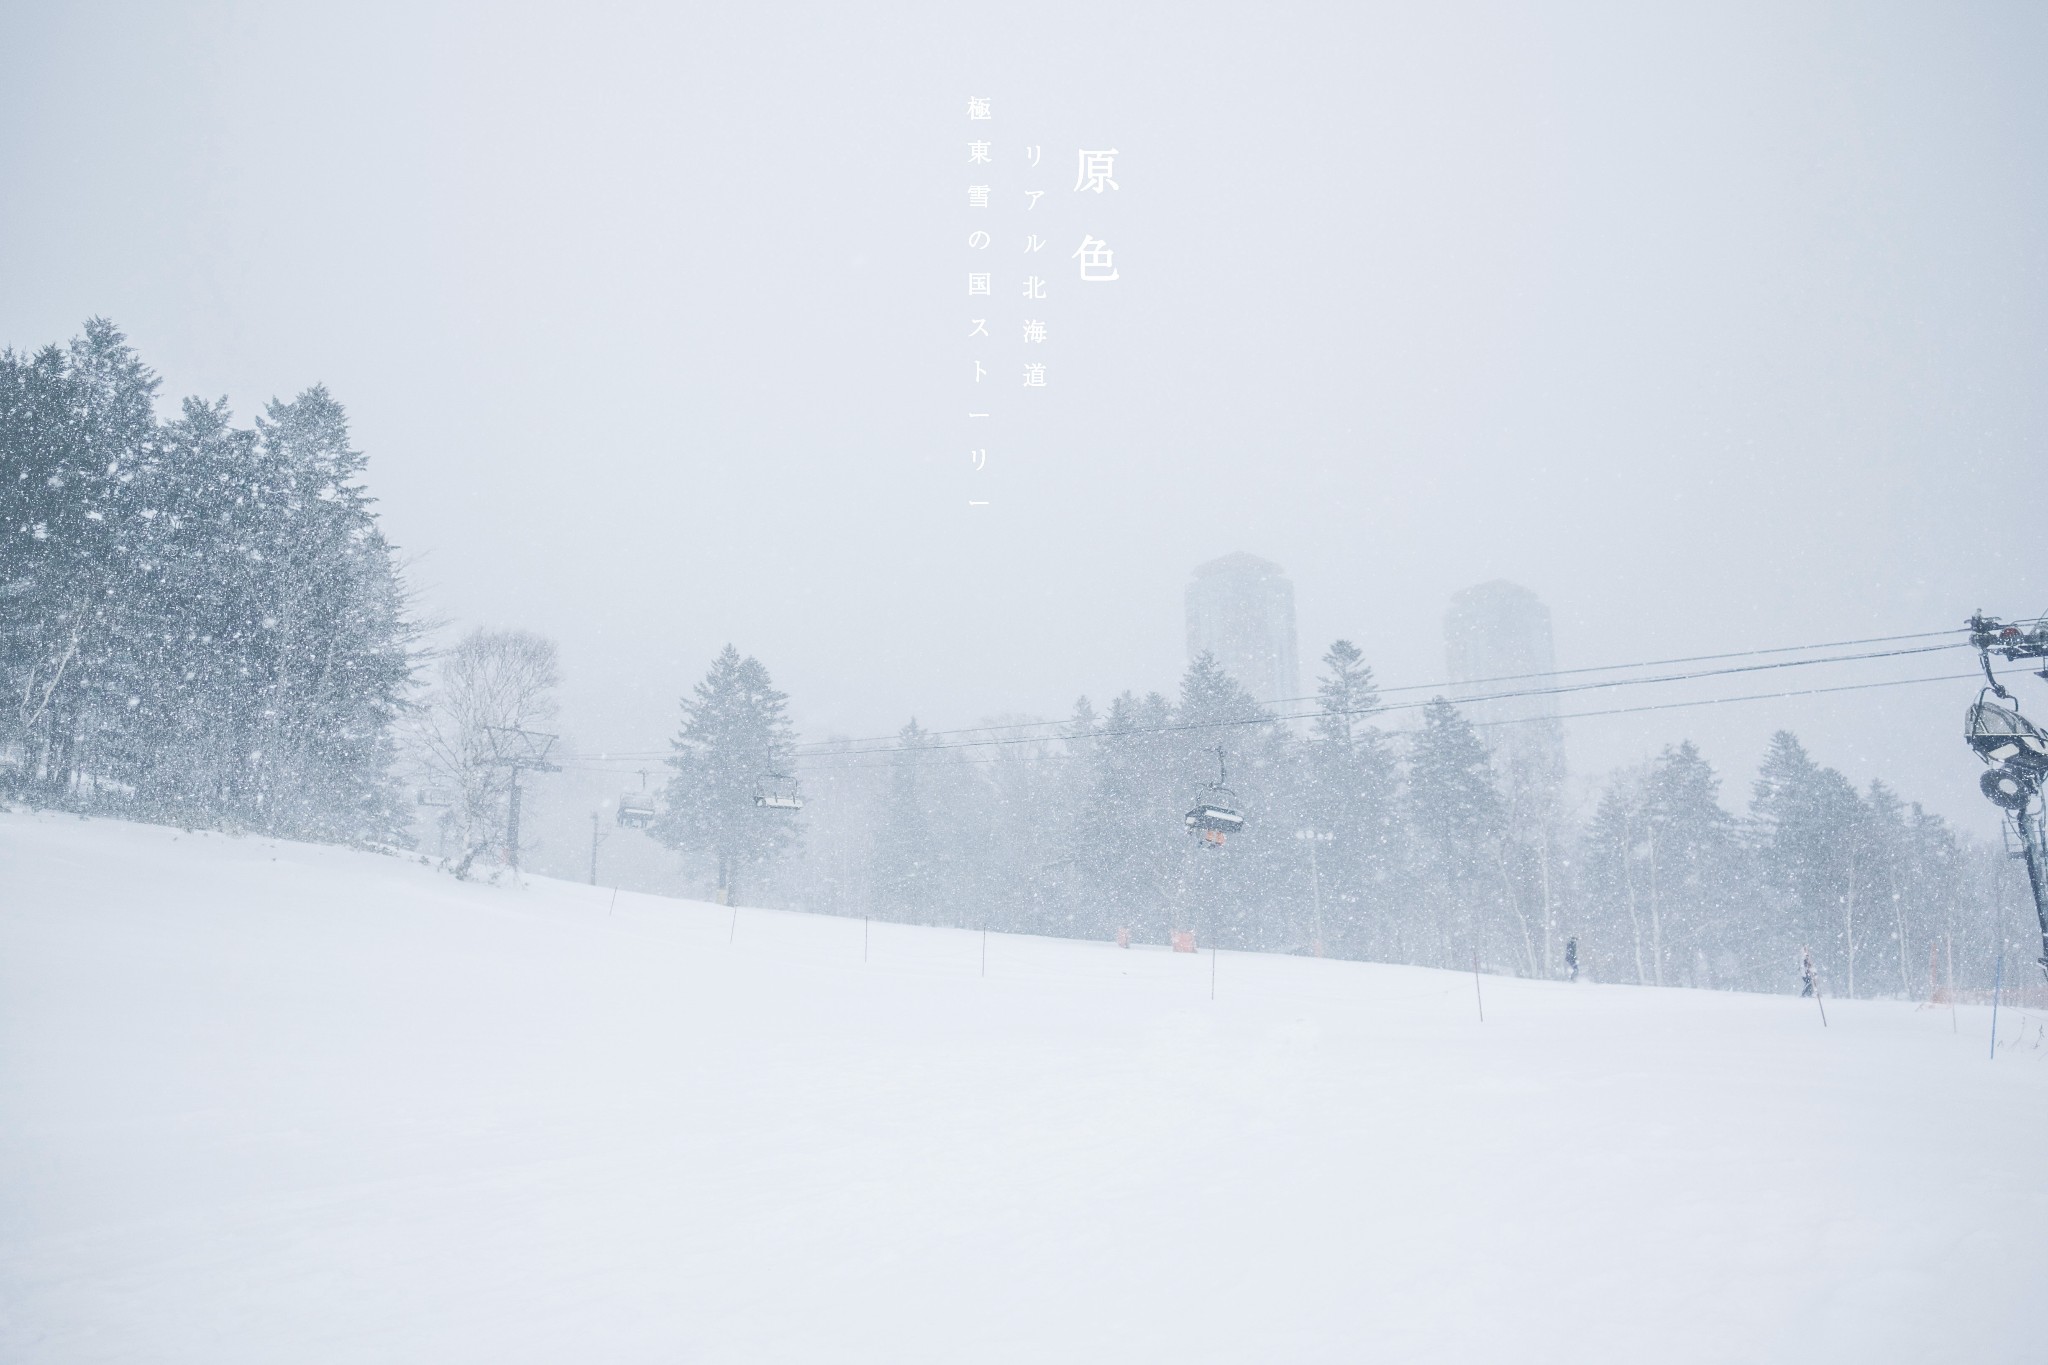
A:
[3,812,2044,1363]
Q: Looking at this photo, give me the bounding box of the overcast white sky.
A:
[5,1,2044,829]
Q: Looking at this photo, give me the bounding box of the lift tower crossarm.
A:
[1968,612,2048,698]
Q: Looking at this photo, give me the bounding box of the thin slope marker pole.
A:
[1947,933,1957,1033]
[1990,950,2004,1060]
[1472,947,1485,1024]
[608,886,618,917]
[1204,902,1217,1001]
[729,903,738,945]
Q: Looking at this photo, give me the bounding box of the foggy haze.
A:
[6,1,2045,828]
[9,9,2048,1358]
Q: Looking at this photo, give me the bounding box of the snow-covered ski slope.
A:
[3,812,2044,1364]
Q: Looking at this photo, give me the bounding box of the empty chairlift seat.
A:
[616,792,657,828]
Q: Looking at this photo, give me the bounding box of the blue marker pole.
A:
[1989,950,2005,1061]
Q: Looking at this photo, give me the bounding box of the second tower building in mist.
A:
[1443,579,1566,795]
[1186,553,1300,705]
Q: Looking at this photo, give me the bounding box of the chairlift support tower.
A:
[1964,612,2048,979]
[483,725,560,875]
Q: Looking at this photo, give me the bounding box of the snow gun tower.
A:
[1964,612,2048,979]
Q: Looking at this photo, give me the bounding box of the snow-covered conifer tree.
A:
[657,645,799,905]
[1406,698,1504,968]
[1174,652,1289,949]
[1750,731,1867,993]
[871,718,943,923]
[1643,741,1743,988]
[1303,640,1403,958]
[0,320,159,801]
[1073,690,1178,942]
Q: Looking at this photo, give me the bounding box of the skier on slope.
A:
[1800,947,1817,998]
[1564,936,1579,982]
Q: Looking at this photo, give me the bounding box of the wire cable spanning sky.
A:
[555,673,1985,776]
[555,629,1975,764]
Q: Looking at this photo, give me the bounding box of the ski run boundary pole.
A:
[1990,950,2004,1060]
[1947,932,1957,1033]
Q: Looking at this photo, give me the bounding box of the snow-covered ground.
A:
[2,811,2043,1364]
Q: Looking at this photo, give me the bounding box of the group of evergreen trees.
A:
[665,643,2026,998]
[1,321,415,841]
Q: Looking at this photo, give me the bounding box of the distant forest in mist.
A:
[5,322,2038,998]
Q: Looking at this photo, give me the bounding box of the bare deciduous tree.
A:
[410,628,560,875]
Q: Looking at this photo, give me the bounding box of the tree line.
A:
[6,322,2028,997]
[1,320,415,841]
[656,641,2029,998]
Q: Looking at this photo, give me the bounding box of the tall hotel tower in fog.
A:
[1444,580,1566,793]
[1186,553,1300,705]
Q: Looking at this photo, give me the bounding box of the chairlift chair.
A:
[1966,696,2048,774]
[1967,695,2048,812]
[754,772,804,812]
[616,792,657,829]
[1184,746,1245,847]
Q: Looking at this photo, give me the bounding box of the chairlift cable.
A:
[773,669,1982,771]
[773,642,1963,760]
[558,664,1977,770]
[551,630,1969,764]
